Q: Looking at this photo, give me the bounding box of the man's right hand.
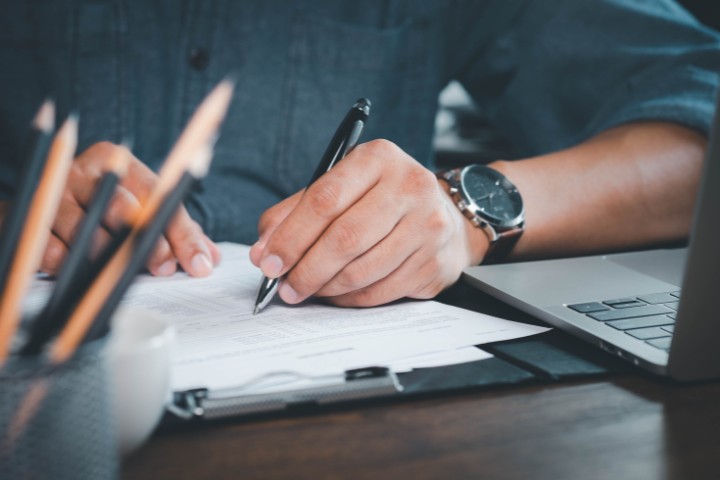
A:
[1,142,221,277]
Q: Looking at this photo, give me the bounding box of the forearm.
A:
[489,122,707,260]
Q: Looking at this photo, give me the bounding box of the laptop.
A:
[463,95,720,381]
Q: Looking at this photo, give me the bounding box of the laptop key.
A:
[661,325,675,334]
[606,315,675,330]
[637,292,678,304]
[588,304,672,321]
[670,291,681,298]
[603,297,640,306]
[665,302,679,311]
[567,302,609,313]
[646,337,672,350]
[625,327,672,340]
[609,301,646,309]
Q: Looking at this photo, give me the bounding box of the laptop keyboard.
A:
[567,291,680,352]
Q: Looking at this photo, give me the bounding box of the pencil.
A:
[83,144,214,344]
[0,100,55,296]
[49,80,233,363]
[0,114,78,363]
[19,146,130,356]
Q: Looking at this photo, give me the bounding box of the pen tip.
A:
[253,306,260,315]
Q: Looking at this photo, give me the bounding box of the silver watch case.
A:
[442,165,525,242]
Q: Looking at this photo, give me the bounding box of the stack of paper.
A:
[114,243,548,392]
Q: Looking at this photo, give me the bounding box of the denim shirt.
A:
[0,0,718,244]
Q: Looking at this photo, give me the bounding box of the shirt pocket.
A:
[274,12,432,193]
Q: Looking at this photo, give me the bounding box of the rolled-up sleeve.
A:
[452,0,720,157]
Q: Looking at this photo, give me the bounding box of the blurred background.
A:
[434,0,720,168]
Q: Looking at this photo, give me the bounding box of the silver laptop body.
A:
[464,96,720,381]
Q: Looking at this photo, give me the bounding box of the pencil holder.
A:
[0,340,118,480]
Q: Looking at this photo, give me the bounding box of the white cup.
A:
[108,308,174,455]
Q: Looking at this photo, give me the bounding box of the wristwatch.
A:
[439,164,525,263]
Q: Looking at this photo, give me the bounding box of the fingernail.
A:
[279,282,300,304]
[260,254,283,278]
[156,260,177,276]
[191,253,213,276]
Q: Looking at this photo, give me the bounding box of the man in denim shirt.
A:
[0,0,718,307]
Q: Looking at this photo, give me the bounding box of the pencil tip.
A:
[188,142,214,178]
[65,111,80,125]
[222,73,237,87]
[33,99,55,133]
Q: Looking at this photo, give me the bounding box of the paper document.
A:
[113,243,547,391]
[27,243,548,392]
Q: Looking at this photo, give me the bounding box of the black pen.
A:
[253,98,371,314]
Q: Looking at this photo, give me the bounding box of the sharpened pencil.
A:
[0,114,78,363]
[83,144,214,344]
[19,145,130,356]
[0,100,55,297]
[49,80,233,363]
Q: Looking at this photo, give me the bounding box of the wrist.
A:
[437,177,491,265]
[437,164,525,264]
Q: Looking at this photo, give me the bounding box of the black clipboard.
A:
[162,282,628,423]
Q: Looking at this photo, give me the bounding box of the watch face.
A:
[460,165,524,227]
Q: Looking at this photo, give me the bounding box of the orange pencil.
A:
[49,80,233,363]
[0,115,78,363]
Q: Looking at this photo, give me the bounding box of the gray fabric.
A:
[0,0,718,244]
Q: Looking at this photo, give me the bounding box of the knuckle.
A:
[363,138,399,158]
[351,287,381,307]
[170,217,203,244]
[403,166,436,194]
[425,208,451,236]
[286,264,316,297]
[88,141,119,160]
[417,280,445,299]
[326,220,364,258]
[43,240,65,272]
[307,181,342,217]
[336,262,369,290]
[106,189,138,223]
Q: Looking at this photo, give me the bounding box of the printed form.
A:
[115,243,548,391]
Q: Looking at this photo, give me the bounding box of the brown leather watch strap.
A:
[483,226,523,264]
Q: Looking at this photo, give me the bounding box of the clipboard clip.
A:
[167,366,402,420]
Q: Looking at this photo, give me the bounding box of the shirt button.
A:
[188,47,210,71]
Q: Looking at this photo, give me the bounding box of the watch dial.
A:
[461,165,523,225]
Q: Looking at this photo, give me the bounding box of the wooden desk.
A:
[122,285,720,480]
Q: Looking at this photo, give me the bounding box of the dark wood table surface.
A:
[122,285,720,480]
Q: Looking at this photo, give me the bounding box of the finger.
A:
[50,194,122,267]
[314,217,425,298]
[51,194,88,248]
[249,190,303,266]
[203,234,222,266]
[165,208,214,277]
[40,233,70,276]
[326,247,450,308]
[279,187,410,304]
[67,142,132,207]
[259,141,400,279]
[148,237,177,277]
[101,185,142,232]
